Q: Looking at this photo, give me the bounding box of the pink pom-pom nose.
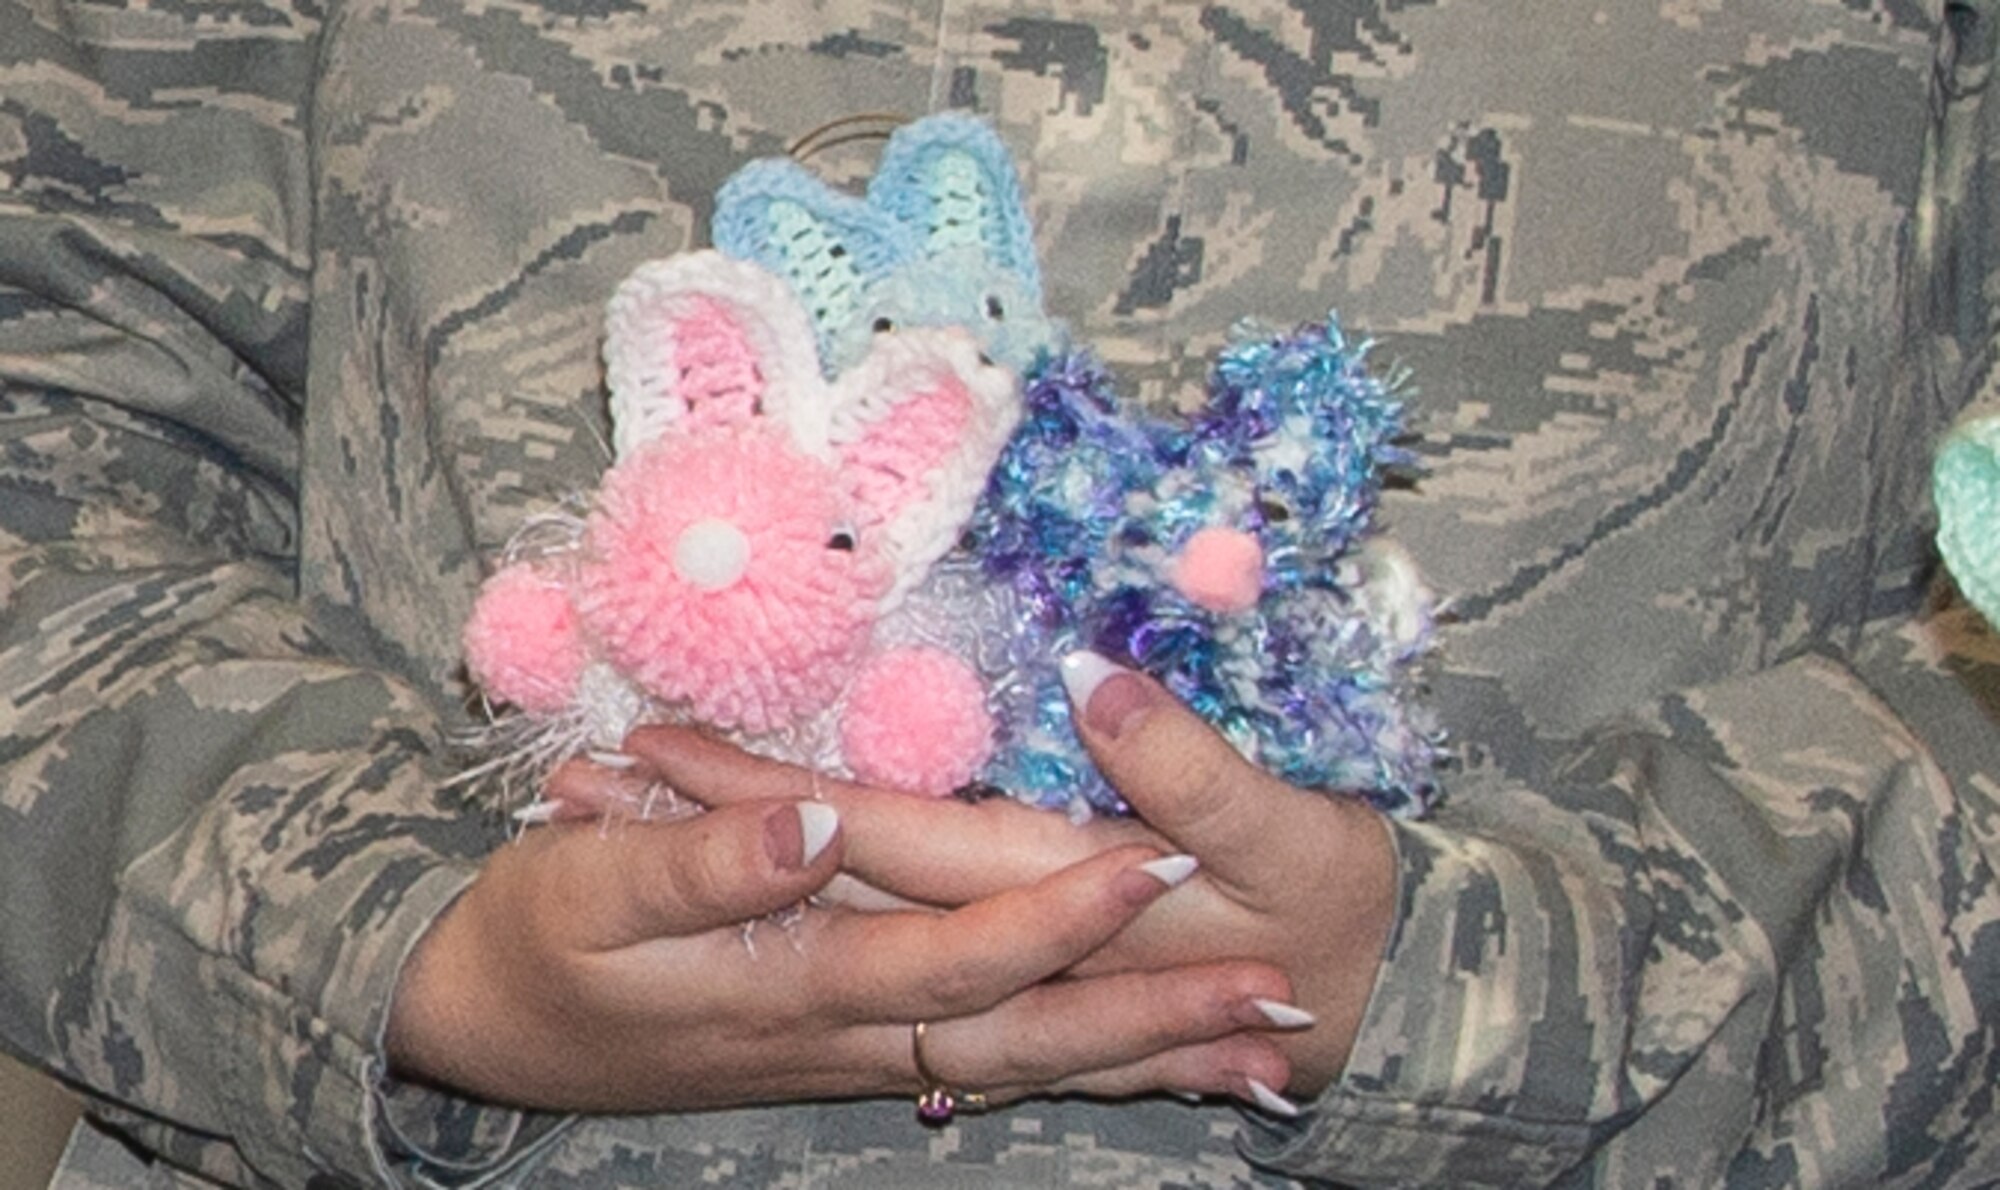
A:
[1170,526,1266,614]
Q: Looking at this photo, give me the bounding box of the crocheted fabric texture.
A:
[1936,404,2000,626]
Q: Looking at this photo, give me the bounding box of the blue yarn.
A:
[970,320,1444,820]
[1935,406,2000,626]
[711,114,1443,819]
[711,158,919,370]
[712,116,1062,376]
[867,112,1047,300]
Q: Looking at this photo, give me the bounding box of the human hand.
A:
[603,653,1398,1101]
[385,793,1305,1114]
[1051,652,1399,1095]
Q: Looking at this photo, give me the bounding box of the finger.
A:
[819,872,926,912]
[620,724,825,803]
[531,799,842,950]
[1046,1034,1300,1115]
[922,961,1306,1092]
[623,723,1150,904]
[1059,652,1338,892]
[806,846,1197,1021]
[530,756,658,823]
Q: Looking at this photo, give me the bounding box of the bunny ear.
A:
[867,114,1044,304]
[830,327,1021,605]
[602,252,827,458]
[713,158,915,370]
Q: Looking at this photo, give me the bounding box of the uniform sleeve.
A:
[0,7,561,1185]
[1242,629,2000,1187]
[1241,10,2000,1184]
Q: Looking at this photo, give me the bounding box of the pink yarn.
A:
[842,373,973,527]
[1170,526,1266,614]
[671,296,765,430]
[465,254,1014,795]
[462,564,589,715]
[839,646,996,796]
[577,423,892,733]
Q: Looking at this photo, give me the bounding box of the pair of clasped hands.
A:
[387,653,1398,1119]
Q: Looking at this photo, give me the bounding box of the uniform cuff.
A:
[214,855,560,1187]
[1241,817,1596,1188]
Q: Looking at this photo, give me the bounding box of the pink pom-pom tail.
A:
[463,563,590,715]
[840,646,996,796]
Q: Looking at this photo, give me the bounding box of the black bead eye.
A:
[872,316,896,334]
[827,528,856,551]
[985,295,1006,321]
[1257,498,1292,524]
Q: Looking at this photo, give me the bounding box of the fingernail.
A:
[767,802,840,870]
[587,750,639,769]
[1243,1078,1302,1118]
[1059,650,1124,706]
[512,800,564,824]
[1248,999,1317,1030]
[1060,652,1160,740]
[1136,854,1199,887]
[1112,853,1199,906]
[798,801,840,866]
[764,804,801,869]
[766,802,841,871]
[1168,1089,1204,1104]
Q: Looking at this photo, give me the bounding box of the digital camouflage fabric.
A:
[4,0,1999,1186]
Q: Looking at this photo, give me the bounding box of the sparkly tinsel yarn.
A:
[967,317,1444,819]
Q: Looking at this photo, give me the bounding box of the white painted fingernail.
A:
[1059,650,1128,709]
[1136,854,1199,888]
[1168,1089,1203,1103]
[797,802,840,865]
[512,800,564,824]
[587,750,639,769]
[1244,1078,1301,1118]
[1252,999,1318,1029]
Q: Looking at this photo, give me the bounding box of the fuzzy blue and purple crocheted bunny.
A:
[714,113,1444,819]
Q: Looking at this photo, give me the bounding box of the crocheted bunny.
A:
[711,114,1441,818]
[973,320,1442,818]
[461,251,1020,798]
[1936,397,2000,626]
[713,112,1062,377]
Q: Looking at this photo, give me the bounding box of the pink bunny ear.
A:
[828,327,1020,601]
[602,252,829,458]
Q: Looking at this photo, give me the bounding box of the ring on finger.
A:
[912,1020,988,1126]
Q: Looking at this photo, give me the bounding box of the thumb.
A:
[547,799,843,950]
[1061,652,1301,893]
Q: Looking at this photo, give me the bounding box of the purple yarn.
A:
[969,317,1444,819]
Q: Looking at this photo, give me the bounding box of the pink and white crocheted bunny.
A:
[462,251,1020,796]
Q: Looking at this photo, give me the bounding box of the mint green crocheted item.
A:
[765,199,869,342]
[1935,410,2000,624]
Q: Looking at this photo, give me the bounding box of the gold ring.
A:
[911,1021,988,1125]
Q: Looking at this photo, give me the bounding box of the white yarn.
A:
[603,252,832,460]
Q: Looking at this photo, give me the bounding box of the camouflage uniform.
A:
[3,0,1997,1185]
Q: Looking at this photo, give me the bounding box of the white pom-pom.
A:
[672,518,752,591]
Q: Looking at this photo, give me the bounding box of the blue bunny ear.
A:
[713,158,915,368]
[867,113,1044,304]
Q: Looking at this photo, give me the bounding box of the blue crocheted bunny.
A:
[713,115,1442,819]
[713,113,1061,376]
[971,320,1442,818]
